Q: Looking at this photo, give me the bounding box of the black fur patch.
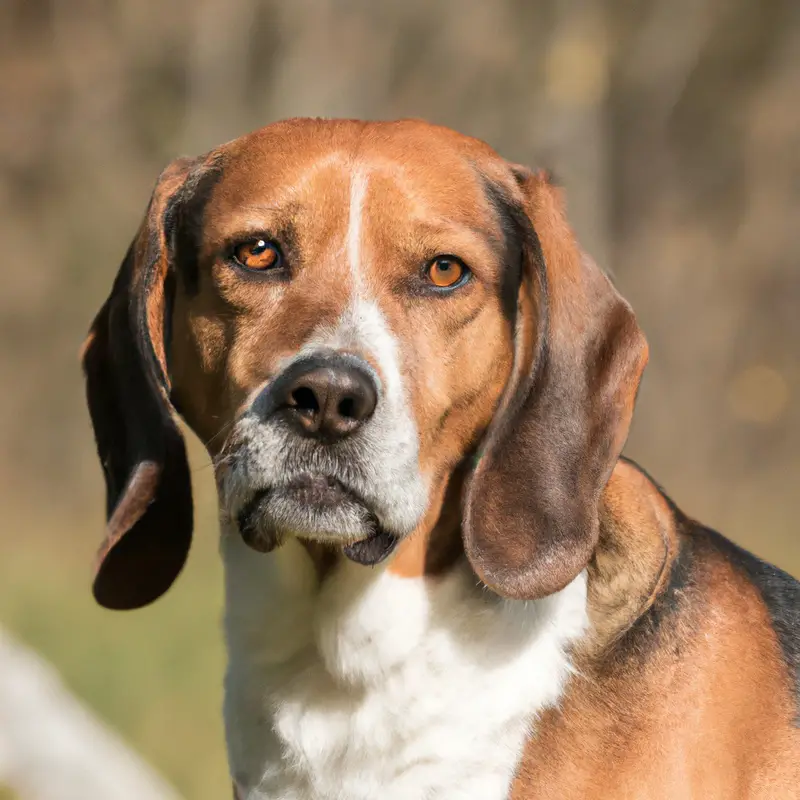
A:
[480,178,529,326]
[168,160,224,294]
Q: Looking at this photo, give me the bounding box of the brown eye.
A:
[426,256,469,289]
[233,238,282,270]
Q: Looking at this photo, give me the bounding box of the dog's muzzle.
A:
[227,353,408,565]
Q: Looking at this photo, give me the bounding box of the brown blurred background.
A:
[0,0,798,797]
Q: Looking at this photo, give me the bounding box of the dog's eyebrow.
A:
[233,202,301,215]
[406,216,507,251]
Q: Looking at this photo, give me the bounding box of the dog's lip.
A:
[236,473,400,565]
[281,472,353,508]
[342,528,398,565]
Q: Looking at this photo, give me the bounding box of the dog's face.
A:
[169,121,517,563]
[82,119,648,610]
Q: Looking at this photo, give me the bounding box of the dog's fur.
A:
[83,119,799,799]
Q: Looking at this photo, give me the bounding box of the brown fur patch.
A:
[388,467,465,578]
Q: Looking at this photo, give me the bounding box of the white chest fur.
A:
[222,533,588,800]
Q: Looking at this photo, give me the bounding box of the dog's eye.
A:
[425,256,469,289]
[233,239,282,270]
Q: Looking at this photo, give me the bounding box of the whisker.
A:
[190,418,239,475]
[203,418,237,450]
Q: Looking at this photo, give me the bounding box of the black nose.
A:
[278,362,378,439]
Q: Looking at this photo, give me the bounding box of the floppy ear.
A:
[81,157,201,610]
[463,169,648,600]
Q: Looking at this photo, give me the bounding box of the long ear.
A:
[463,170,648,600]
[81,157,201,610]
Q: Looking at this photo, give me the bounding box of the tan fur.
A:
[388,466,464,578]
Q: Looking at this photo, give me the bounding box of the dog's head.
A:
[82,118,647,610]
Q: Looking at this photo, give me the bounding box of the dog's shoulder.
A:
[702,525,800,708]
[616,456,799,713]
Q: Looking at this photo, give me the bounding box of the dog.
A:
[82,118,799,799]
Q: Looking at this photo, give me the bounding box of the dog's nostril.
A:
[338,397,356,419]
[291,386,319,413]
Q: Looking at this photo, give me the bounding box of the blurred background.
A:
[0,0,798,797]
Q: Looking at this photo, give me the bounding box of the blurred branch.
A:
[0,630,180,800]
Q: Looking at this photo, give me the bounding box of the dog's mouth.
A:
[278,473,354,507]
[235,473,399,566]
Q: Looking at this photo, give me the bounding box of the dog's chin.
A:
[235,474,399,566]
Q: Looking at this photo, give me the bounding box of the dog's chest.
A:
[222,537,588,800]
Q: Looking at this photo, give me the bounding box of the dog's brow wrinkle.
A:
[236,204,287,214]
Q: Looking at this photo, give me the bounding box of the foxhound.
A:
[82,119,800,799]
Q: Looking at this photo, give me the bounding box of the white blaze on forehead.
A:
[338,165,403,400]
[347,166,370,290]
[284,164,408,404]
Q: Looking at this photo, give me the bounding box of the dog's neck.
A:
[220,460,672,799]
[220,532,587,799]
